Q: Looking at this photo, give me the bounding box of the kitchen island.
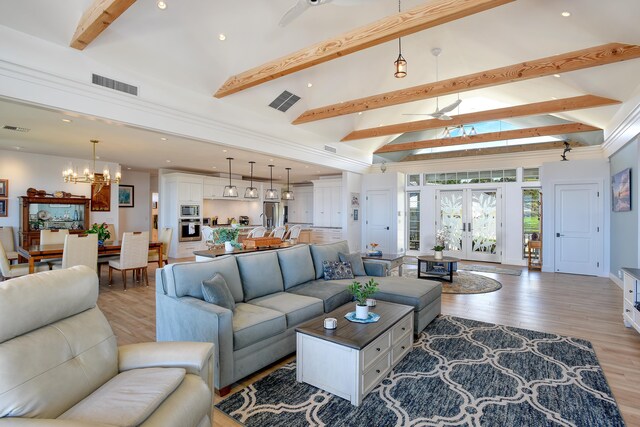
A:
[193,241,298,261]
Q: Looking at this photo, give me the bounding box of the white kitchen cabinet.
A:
[312,180,342,227]
[203,183,225,199]
[288,187,313,224]
[330,186,342,227]
[178,181,203,203]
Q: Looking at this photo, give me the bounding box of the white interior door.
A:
[437,188,501,262]
[366,190,392,253]
[554,184,599,275]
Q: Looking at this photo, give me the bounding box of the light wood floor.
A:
[97,261,640,427]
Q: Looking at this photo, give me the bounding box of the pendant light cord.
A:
[397,0,402,53]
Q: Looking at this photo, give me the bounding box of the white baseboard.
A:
[609,273,623,289]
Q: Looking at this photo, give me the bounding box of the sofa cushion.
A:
[201,273,236,310]
[248,292,324,328]
[323,261,354,280]
[310,240,350,279]
[59,367,185,427]
[236,252,285,301]
[339,252,366,276]
[162,256,244,302]
[286,280,353,312]
[232,303,286,351]
[277,245,316,290]
[373,276,442,311]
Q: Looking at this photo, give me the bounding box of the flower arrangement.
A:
[212,225,242,249]
[369,242,379,251]
[348,278,379,306]
[86,223,111,243]
[434,227,450,251]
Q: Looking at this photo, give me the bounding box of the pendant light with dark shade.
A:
[394,0,407,78]
[244,161,259,198]
[223,157,238,197]
[265,165,279,200]
[281,167,294,200]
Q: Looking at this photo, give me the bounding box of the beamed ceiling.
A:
[1,0,640,171]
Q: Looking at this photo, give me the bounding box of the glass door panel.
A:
[439,191,463,252]
[471,190,497,256]
[407,192,420,251]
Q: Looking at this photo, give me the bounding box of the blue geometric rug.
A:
[216,316,624,426]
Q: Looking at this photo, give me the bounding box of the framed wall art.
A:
[0,199,7,217]
[90,174,111,212]
[612,168,631,212]
[119,185,135,208]
[0,179,8,197]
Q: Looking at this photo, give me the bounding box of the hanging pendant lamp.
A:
[265,165,279,200]
[394,0,407,78]
[244,161,259,198]
[223,157,238,197]
[281,168,294,200]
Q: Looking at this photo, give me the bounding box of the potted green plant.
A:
[348,278,379,319]
[213,226,241,252]
[432,244,445,260]
[86,223,111,246]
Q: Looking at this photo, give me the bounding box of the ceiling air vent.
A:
[268,90,300,112]
[92,73,138,96]
[2,125,30,133]
[324,145,337,153]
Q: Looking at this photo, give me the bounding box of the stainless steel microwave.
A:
[180,204,200,218]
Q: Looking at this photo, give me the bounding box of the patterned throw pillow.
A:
[202,273,236,310]
[322,261,354,280]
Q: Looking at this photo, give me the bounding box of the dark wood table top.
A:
[18,241,162,257]
[417,255,460,263]
[361,252,405,261]
[193,241,297,258]
[295,301,413,350]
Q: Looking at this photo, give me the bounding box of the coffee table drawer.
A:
[391,314,412,344]
[362,352,391,395]
[392,331,412,365]
[362,331,390,369]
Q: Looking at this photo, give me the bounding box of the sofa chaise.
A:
[156,241,441,394]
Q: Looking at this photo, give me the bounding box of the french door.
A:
[437,188,502,262]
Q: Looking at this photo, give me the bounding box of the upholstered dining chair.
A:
[104,223,116,242]
[148,227,172,266]
[286,224,302,242]
[269,226,287,240]
[52,233,99,273]
[0,226,18,263]
[0,240,48,280]
[40,229,70,245]
[108,231,149,290]
[247,226,267,238]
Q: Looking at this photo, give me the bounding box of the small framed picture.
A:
[353,209,359,221]
[0,179,7,197]
[0,199,7,217]
[119,185,135,208]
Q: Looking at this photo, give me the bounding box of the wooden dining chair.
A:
[0,226,18,264]
[247,226,267,238]
[52,234,98,273]
[148,227,172,266]
[108,231,149,291]
[40,229,70,245]
[0,241,48,281]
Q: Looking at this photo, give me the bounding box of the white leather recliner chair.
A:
[0,266,214,426]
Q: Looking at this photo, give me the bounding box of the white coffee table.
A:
[295,301,414,406]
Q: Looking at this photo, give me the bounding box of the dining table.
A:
[17,241,164,274]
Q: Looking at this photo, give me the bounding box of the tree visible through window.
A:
[523,189,542,258]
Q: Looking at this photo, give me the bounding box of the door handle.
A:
[556,233,564,237]
[462,223,466,232]
[386,226,390,230]
[468,223,472,232]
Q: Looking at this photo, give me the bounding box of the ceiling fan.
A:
[403,48,462,120]
[279,0,377,27]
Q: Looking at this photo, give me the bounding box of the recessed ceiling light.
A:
[223,149,227,153]
[218,34,226,41]
[553,74,561,78]
[127,167,132,170]
[157,1,167,10]
[305,166,309,168]
[551,96,558,100]
[95,156,100,160]
[561,11,571,17]
[160,137,168,141]
[61,118,72,123]
[212,166,217,169]
[14,146,21,150]
[166,160,171,163]
[358,112,363,115]
[307,83,313,88]
[269,158,274,161]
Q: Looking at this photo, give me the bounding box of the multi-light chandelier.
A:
[62,140,121,185]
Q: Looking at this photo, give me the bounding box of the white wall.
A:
[540,159,610,277]
[118,170,150,234]
[0,149,119,242]
[342,171,363,252]
[202,199,263,225]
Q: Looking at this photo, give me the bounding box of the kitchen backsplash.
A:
[203,199,263,225]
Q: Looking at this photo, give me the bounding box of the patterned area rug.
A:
[393,268,503,294]
[216,316,624,427]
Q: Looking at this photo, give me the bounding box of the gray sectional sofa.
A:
[156,241,441,392]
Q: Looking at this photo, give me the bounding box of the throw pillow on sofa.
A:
[323,261,354,280]
[338,252,366,276]
[202,273,236,310]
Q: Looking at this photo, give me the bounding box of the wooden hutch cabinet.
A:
[19,196,91,247]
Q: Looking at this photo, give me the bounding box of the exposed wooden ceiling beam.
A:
[342,95,619,141]
[70,0,137,50]
[374,122,600,153]
[294,43,640,124]
[403,140,584,161]
[214,0,514,98]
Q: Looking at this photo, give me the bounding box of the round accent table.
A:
[416,255,460,282]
